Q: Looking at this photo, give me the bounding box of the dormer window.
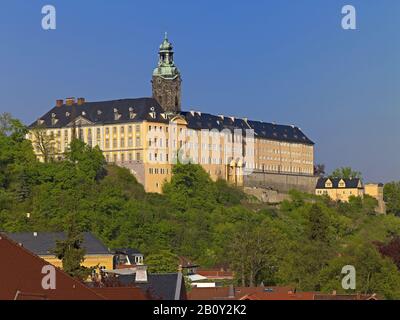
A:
[65,112,70,117]
[97,110,102,115]
[338,179,346,188]
[114,112,122,121]
[129,112,136,119]
[149,112,156,119]
[82,111,86,116]
[37,119,44,125]
[325,179,333,188]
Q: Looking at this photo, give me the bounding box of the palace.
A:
[28,34,315,193]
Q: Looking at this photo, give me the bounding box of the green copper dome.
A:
[153,32,181,79]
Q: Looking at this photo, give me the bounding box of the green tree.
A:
[31,125,55,163]
[53,217,93,280]
[384,182,400,216]
[307,204,330,243]
[146,250,179,273]
[330,167,362,179]
[163,162,217,212]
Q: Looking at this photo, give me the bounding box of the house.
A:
[0,234,104,300]
[98,266,187,300]
[3,232,114,271]
[315,178,364,202]
[186,268,234,288]
[196,269,234,281]
[114,248,144,267]
[315,178,386,213]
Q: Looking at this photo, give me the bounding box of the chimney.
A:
[65,97,76,106]
[135,265,148,283]
[56,99,64,107]
[77,97,86,105]
[228,285,235,298]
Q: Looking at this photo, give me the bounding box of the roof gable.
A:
[0,235,104,300]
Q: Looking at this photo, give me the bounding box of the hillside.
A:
[1,116,400,299]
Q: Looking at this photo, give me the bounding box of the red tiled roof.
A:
[240,292,315,300]
[314,293,378,300]
[196,269,234,279]
[0,235,104,300]
[188,286,294,300]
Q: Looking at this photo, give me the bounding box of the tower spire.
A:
[152,33,182,113]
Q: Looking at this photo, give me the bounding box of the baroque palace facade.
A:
[28,35,315,193]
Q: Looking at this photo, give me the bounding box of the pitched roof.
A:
[115,273,186,300]
[240,291,315,300]
[0,235,105,300]
[30,97,314,145]
[4,232,111,256]
[314,293,378,300]
[91,287,149,300]
[196,269,234,279]
[316,177,363,189]
[188,286,293,300]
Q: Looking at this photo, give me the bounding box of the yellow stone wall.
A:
[28,118,314,194]
[40,254,114,270]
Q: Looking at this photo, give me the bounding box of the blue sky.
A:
[0,0,399,182]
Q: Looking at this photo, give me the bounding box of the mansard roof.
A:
[30,97,314,145]
[316,177,363,189]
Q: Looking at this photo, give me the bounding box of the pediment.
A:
[66,116,94,127]
[170,115,188,125]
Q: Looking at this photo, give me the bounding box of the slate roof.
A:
[30,97,314,145]
[316,178,363,189]
[4,232,111,256]
[117,273,186,300]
